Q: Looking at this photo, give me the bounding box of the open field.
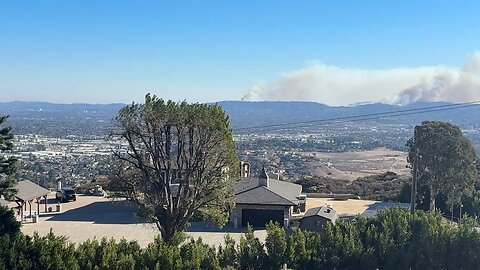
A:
[301,147,409,180]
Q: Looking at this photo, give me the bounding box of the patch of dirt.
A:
[301,148,409,180]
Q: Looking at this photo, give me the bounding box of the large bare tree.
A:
[113,95,239,242]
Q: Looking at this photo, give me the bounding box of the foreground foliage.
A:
[2,208,480,269]
[0,115,17,199]
[0,206,20,236]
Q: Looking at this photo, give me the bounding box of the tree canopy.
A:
[113,94,239,242]
[407,121,478,211]
[0,115,17,199]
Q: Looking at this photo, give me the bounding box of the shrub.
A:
[0,206,20,236]
[265,221,287,269]
[238,226,266,270]
[2,207,480,269]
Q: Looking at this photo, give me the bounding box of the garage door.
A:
[242,209,284,227]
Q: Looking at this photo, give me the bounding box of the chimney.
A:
[259,166,269,187]
[240,161,251,178]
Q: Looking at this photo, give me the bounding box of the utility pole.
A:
[410,149,418,214]
[451,186,455,223]
[459,203,463,225]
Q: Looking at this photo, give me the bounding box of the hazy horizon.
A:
[1,1,480,106]
[0,98,460,107]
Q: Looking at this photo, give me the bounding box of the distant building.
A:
[299,205,337,232]
[360,202,410,217]
[13,180,51,220]
[240,161,251,178]
[231,166,306,228]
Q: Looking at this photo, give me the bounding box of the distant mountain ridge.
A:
[217,100,476,128]
[0,101,124,113]
[0,100,478,136]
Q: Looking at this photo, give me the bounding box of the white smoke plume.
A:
[397,52,480,105]
[242,52,480,105]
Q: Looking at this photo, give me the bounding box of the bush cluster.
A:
[297,172,409,201]
[2,207,480,269]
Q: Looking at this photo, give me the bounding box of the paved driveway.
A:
[21,194,266,247]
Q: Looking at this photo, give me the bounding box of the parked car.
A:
[56,187,77,202]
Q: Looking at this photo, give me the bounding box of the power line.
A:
[233,101,480,134]
[235,102,480,134]
[235,100,480,132]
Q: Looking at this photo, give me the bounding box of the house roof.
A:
[236,186,297,206]
[14,180,50,202]
[235,178,302,206]
[303,205,337,221]
[360,202,410,217]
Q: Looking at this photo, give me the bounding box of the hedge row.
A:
[2,207,480,269]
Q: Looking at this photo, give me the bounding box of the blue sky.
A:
[1,1,480,105]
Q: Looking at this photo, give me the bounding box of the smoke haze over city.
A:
[242,52,480,106]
